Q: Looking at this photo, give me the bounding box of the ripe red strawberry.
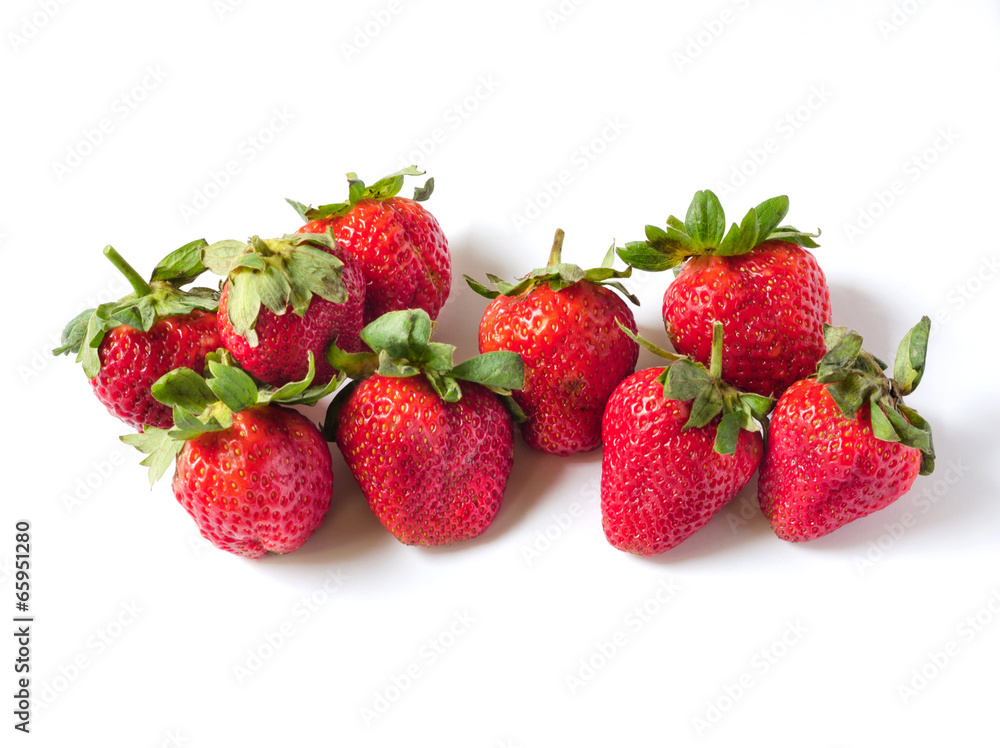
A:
[123,353,340,558]
[288,167,450,324]
[204,231,365,388]
[55,241,221,431]
[758,318,935,542]
[467,229,640,455]
[619,190,831,397]
[601,323,771,555]
[327,309,524,546]
[173,405,331,557]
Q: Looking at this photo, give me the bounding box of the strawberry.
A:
[54,241,221,431]
[123,352,340,558]
[287,166,450,324]
[601,323,771,555]
[618,190,830,397]
[326,309,524,546]
[203,230,365,388]
[466,229,640,455]
[757,317,935,542]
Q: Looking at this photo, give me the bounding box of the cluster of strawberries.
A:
[57,171,935,558]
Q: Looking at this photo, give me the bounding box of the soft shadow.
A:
[421,435,597,555]
[640,475,772,564]
[263,445,393,567]
[495,439,600,534]
[784,424,987,553]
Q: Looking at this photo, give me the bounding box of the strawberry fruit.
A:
[55,241,221,431]
[618,190,830,397]
[327,309,524,546]
[467,229,640,455]
[757,317,935,542]
[288,167,450,324]
[204,230,365,388]
[123,352,340,558]
[601,322,771,555]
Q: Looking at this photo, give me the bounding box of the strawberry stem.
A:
[104,245,152,297]
[709,321,723,380]
[547,228,566,267]
[251,236,273,256]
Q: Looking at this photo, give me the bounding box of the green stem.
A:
[709,321,724,380]
[104,245,152,296]
[617,320,685,362]
[326,341,379,381]
[251,236,273,256]
[547,228,566,267]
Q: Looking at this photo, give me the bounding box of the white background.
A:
[3,0,999,745]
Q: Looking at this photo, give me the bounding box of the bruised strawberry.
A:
[288,167,450,324]
[601,323,771,555]
[619,190,830,397]
[467,229,640,455]
[123,352,341,558]
[204,231,365,388]
[326,309,524,546]
[758,318,935,542]
[55,241,221,431]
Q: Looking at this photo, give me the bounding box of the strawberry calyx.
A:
[203,230,349,347]
[285,165,433,223]
[617,190,820,272]
[121,349,342,485]
[323,308,525,437]
[619,320,773,454]
[660,321,773,454]
[464,229,640,305]
[815,316,935,474]
[53,241,219,378]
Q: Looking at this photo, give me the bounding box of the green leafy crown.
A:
[53,241,219,378]
[619,320,773,455]
[617,190,820,272]
[202,230,349,348]
[121,350,341,485]
[323,308,526,438]
[464,228,639,305]
[815,316,935,475]
[285,165,433,223]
